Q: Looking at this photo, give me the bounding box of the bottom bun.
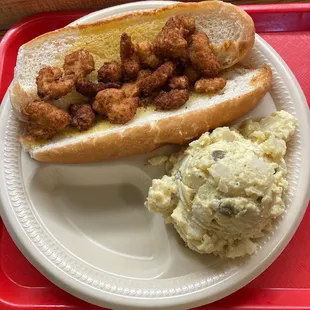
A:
[20,65,272,163]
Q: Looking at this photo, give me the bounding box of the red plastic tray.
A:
[0,4,310,310]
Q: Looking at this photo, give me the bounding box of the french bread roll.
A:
[20,65,272,163]
[9,1,272,163]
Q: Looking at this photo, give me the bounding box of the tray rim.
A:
[0,2,310,310]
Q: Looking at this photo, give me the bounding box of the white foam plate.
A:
[0,2,310,309]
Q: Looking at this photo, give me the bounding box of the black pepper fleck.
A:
[212,150,226,161]
[216,203,236,217]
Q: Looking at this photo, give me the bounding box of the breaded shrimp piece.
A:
[154,27,187,60]
[168,76,189,90]
[120,33,140,80]
[121,83,140,98]
[76,78,120,98]
[36,66,74,100]
[22,100,70,130]
[69,103,95,131]
[153,89,189,110]
[188,32,221,78]
[26,123,58,140]
[184,64,201,84]
[165,15,196,37]
[139,62,175,96]
[153,15,196,60]
[194,77,226,93]
[93,89,138,124]
[98,61,122,83]
[63,49,95,80]
[136,41,163,69]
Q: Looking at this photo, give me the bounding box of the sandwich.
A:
[10,0,272,163]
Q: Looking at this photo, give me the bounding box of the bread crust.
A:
[21,65,272,163]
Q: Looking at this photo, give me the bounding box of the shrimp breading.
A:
[93,89,123,115]
[26,123,58,140]
[137,69,153,81]
[188,32,221,78]
[139,62,175,96]
[136,41,162,69]
[120,33,141,80]
[154,15,196,60]
[194,77,226,93]
[106,97,139,124]
[63,49,95,80]
[153,89,189,110]
[98,61,122,83]
[165,15,196,37]
[36,66,74,100]
[168,76,189,90]
[76,78,120,98]
[93,89,138,124]
[121,83,140,98]
[184,64,201,84]
[22,101,71,130]
[69,103,95,131]
[154,27,187,60]
[139,96,154,107]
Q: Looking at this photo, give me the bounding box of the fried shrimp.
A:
[69,103,95,131]
[188,32,221,78]
[139,61,175,96]
[26,123,58,140]
[139,96,154,107]
[137,69,153,81]
[36,66,74,100]
[76,78,120,98]
[97,61,122,83]
[154,27,187,60]
[153,89,189,110]
[22,100,71,130]
[120,33,140,80]
[106,97,139,124]
[154,15,196,60]
[93,89,123,114]
[93,89,138,124]
[165,15,196,37]
[136,41,162,69]
[194,77,227,93]
[168,75,189,90]
[121,82,140,98]
[184,64,201,84]
[63,49,95,80]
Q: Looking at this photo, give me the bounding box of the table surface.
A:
[0,0,308,40]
